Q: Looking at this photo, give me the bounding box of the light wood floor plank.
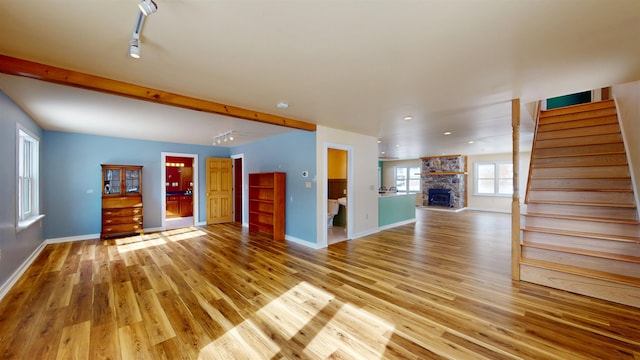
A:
[0,209,639,359]
[56,320,91,360]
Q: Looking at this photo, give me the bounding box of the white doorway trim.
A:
[231,153,246,226]
[322,142,354,247]
[161,152,200,230]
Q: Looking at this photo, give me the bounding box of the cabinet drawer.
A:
[103,207,143,217]
[103,216,142,225]
[102,223,142,236]
[103,196,142,209]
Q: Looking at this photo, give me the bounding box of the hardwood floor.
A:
[0,209,639,359]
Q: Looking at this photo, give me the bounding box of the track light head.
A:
[129,39,141,59]
[138,0,158,16]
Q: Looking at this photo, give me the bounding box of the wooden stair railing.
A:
[521,99,640,308]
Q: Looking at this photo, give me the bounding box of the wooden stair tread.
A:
[523,212,640,225]
[531,175,631,180]
[534,150,626,159]
[532,164,628,169]
[539,100,615,117]
[519,258,640,287]
[521,226,640,243]
[532,155,628,168]
[522,242,640,264]
[537,115,619,132]
[527,200,637,208]
[529,188,633,193]
[535,133,623,149]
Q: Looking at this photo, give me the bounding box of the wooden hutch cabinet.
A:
[101,164,143,239]
[248,172,285,240]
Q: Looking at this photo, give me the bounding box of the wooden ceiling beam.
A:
[0,55,316,132]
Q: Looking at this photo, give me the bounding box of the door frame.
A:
[161,152,199,229]
[231,153,245,225]
[322,143,354,247]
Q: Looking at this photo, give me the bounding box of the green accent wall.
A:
[547,91,591,109]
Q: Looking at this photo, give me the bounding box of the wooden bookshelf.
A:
[248,172,286,240]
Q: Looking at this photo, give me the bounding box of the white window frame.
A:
[394,166,421,193]
[474,161,513,197]
[17,126,44,231]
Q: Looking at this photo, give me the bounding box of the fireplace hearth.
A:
[428,189,452,207]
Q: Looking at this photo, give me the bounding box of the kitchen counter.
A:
[166,191,192,196]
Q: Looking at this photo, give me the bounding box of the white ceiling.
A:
[1,0,639,159]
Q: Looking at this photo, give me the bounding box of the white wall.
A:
[316,126,379,246]
[613,81,640,216]
[467,152,531,213]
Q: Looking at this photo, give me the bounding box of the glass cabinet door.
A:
[104,168,121,195]
[125,169,141,194]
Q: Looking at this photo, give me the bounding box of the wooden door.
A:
[206,158,233,224]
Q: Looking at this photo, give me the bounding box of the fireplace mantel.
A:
[422,171,466,175]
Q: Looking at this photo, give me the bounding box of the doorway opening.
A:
[232,154,244,224]
[161,153,199,230]
[327,147,349,244]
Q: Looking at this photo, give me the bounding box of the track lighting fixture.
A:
[127,1,158,59]
[213,131,235,146]
[138,0,158,16]
[128,38,141,59]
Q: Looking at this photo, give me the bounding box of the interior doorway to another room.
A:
[327,148,348,244]
[164,155,196,230]
[232,156,244,224]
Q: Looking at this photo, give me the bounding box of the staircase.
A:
[521,99,640,308]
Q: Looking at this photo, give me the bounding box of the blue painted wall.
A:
[0,91,45,286]
[42,131,229,239]
[232,130,317,243]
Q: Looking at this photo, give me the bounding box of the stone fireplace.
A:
[421,155,467,209]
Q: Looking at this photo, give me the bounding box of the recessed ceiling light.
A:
[377,140,382,143]
[443,131,452,135]
[403,116,413,121]
[395,144,400,147]
[276,102,289,109]
[468,140,475,144]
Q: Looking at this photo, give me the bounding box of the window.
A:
[17,127,42,230]
[394,166,421,192]
[475,161,513,196]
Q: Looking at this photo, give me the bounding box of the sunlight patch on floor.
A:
[163,227,206,242]
[114,228,206,253]
[116,238,167,253]
[198,281,395,359]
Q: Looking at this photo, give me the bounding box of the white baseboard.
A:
[285,235,324,249]
[418,206,466,213]
[46,233,100,243]
[0,240,48,301]
[351,228,381,239]
[464,207,511,214]
[377,218,416,232]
